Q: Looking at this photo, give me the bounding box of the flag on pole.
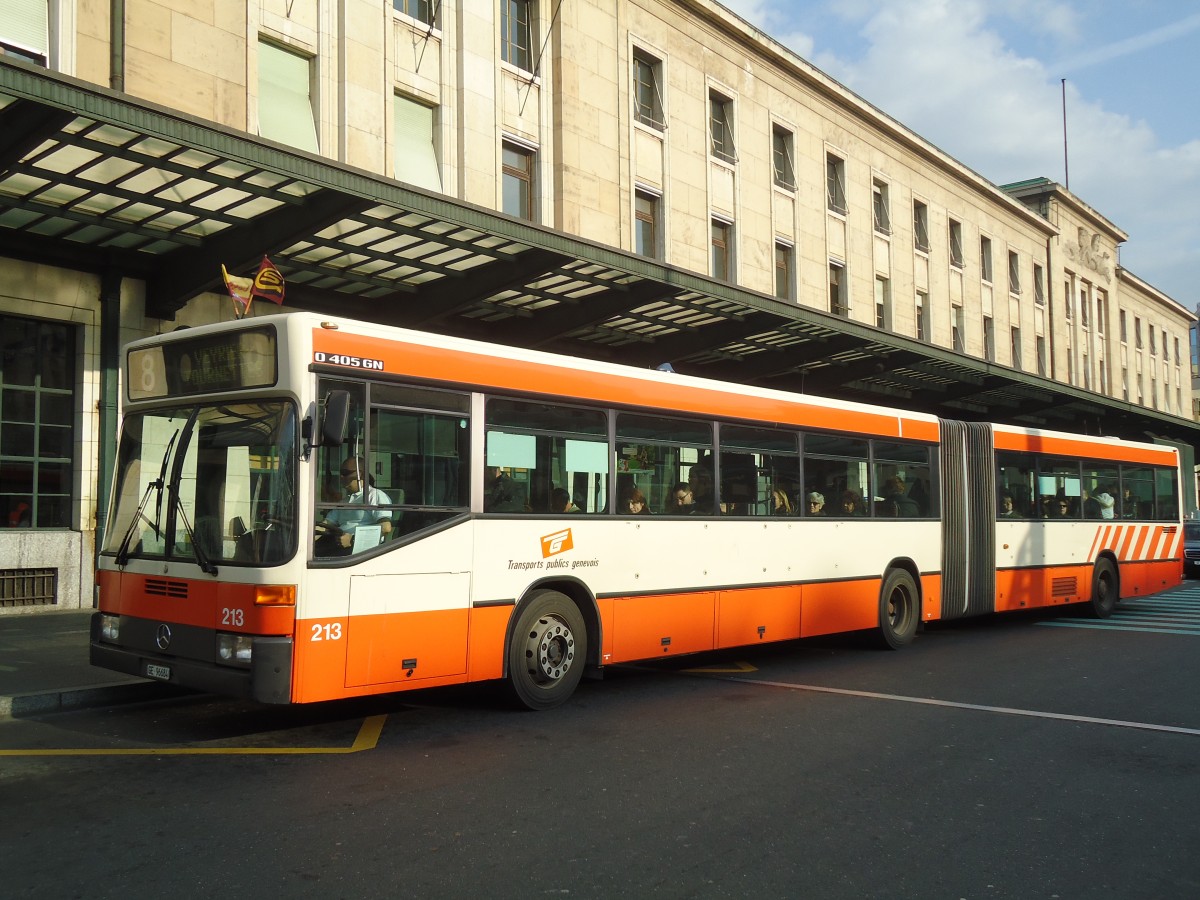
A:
[252,256,286,305]
[221,264,254,318]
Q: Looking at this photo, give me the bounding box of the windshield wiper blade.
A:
[114,428,178,567]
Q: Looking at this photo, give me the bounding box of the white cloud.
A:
[719,0,1199,306]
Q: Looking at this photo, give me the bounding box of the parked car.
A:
[1184,522,1200,578]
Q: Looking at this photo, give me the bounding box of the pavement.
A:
[0,608,181,718]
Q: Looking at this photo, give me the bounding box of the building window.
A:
[951,304,964,352]
[0,0,48,65]
[1011,327,1022,370]
[711,219,733,281]
[709,91,736,163]
[394,94,441,192]
[257,40,319,153]
[1036,335,1046,376]
[948,219,963,268]
[635,190,659,259]
[632,51,664,130]
[1033,264,1045,305]
[1080,285,1090,329]
[775,242,794,301]
[829,262,847,317]
[872,180,891,234]
[1099,358,1109,395]
[916,291,929,342]
[501,0,533,71]
[0,315,75,529]
[1083,353,1091,390]
[1008,251,1020,294]
[1135,316,1143,350]
[772,126,795,191]
[875,276,891,329]
[502,142,535,220]
[826,153,846,215]
[1163,330,1170,362]
[913,201,930,252]
[1064,281,1072,322]
[983,316,995,362]
[1120,309,1128,343]
[980,236,993,283]
[393,0,434,25]
[1122,368,1129,401]
[1149,325,1157,356]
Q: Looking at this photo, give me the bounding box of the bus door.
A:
[938,420,996,618]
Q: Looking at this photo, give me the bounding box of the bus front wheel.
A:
[876,568,919,650]
[1088,558,1119,619]
[506,590,587,711]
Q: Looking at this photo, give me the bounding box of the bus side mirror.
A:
[320,390,351,447]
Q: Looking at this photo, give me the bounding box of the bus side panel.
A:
[609,592,717,662]
[800,577,880,637]
[715,585,801,648]
[920,573,942,622]
[291,616,349,703]
[468,605,514,682]
[345,609,470,686]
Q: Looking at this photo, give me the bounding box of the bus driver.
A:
[316,456,394,554]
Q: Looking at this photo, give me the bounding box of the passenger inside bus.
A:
[622,486,651,515]
[315,456,395,554]
[838,489,864,517]
[551,487,581,513]
[688,462,715,514]
[666,482,694,515]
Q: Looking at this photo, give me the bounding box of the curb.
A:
[0,680,188,719]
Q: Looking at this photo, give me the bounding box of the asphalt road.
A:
[3,587,1199,899]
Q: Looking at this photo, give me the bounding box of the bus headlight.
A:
[99,614,120,642]
[217,634,253,667]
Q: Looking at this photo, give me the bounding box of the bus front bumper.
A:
[89,613,293,704]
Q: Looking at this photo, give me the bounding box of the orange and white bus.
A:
[91,312,1183,709]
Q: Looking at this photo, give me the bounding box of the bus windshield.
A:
[103,400,297,568]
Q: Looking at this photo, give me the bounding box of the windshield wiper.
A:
[114,428,178,567]
[161,408,217,576]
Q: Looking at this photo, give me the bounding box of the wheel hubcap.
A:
[524,615,576,684]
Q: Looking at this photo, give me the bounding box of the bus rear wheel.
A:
[876,568,919,650]
[506,590,587,711]
[1088,558,1119,619]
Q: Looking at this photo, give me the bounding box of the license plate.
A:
[144,663,171,681]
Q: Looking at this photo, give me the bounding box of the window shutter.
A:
[257,41,319,153]
[393,95,441,192]
[2,0,49,57]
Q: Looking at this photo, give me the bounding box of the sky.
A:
[720,0,1199,311]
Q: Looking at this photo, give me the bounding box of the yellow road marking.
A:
[0,714,387,757]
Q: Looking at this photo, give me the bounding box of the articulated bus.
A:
[91,312,1183,709]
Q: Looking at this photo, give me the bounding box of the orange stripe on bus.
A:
[991,430,1177,465]
[1117,526,1137,559]
[313,331,929,440]
[1131,526,1151,561]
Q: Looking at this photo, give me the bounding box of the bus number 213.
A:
[311,622,343,641]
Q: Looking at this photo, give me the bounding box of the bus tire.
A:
[876,568,919,650]
[1088,558,1119,619]
[506,590,587,711]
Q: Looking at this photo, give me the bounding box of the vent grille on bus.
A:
[145,578,189,599]
[1051,577,1077,597]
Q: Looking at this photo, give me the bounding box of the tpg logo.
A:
[541,528,574,558]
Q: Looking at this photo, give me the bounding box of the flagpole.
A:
[1061,78,1069,190]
